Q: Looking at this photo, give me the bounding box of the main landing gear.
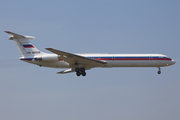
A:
[75,67,86,76]
[157,67,161,74]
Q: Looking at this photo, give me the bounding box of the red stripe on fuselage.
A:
[94,58,113,60]
[114,58,149,60]
[93,58,172,61]
[24,46,34,48]
[152,58,171,61]
[20,59,33,61]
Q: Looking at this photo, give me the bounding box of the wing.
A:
[46,48,106,67]
[57,68,75,74]
[57,68,91,74]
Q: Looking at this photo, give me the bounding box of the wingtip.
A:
[4,31,11,33]
[57,72,64,74]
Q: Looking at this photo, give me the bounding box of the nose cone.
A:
[171,59,176,65]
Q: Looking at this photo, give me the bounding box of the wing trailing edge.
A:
[57,69,75,74]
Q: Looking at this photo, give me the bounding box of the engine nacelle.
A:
[34,55,59,62]
[34,57,42,61]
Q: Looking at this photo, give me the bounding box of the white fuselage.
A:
[20,53,175,68]
[5,31,175,75]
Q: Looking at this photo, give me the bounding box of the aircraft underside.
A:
[24,59,175,76]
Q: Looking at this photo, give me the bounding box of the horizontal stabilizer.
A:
[5,31,35,40]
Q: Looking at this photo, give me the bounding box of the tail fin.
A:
[5,31,44,57]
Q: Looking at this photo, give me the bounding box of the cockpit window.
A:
[166,57,171,60]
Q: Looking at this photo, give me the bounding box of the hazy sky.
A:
[0,0,180,120]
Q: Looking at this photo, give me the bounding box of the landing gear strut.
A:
[157,67,161,74]
[75,67,86,76]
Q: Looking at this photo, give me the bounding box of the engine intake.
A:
[34,57,42,61]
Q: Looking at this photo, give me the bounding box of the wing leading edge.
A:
[45,48,106,68]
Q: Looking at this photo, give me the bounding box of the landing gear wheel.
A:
[76,72,81,76]
[75,67,86,76]
[75,67,80,72]
[80,67,85,72]
[158,71,161,74]
[82,72,86,76]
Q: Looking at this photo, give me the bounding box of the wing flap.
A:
[57,68,75,74]
[57,68,91,74]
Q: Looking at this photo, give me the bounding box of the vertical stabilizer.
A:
[5,31,44,57]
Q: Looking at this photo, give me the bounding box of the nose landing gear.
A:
[157,67,161,74]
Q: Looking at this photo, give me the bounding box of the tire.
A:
[75,67,80,72]
[76,72,81,76]
[80,67,85,72]
[158,71,161,74]
[82,72,86,76]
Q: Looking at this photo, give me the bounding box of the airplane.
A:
[5,31,175,76]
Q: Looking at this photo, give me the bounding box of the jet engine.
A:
[34,55,59,62]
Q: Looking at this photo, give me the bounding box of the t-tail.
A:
[5,31,60,66]
[5,31,45,57]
